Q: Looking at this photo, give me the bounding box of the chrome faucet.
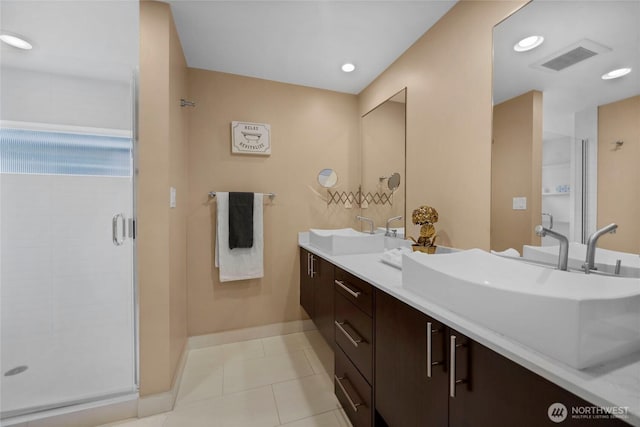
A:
[385,216,403,237]
[534,225,569,271]
[584,223,618,274]
[356,215,375,234]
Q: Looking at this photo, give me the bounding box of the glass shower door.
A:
[0,127,137,418]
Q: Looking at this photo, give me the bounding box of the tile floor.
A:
[100,330,350,427]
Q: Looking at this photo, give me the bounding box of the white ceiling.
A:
[0,0,456,94]
[167,0,456,94]
[493,0,640,135]
[0,0,139,83]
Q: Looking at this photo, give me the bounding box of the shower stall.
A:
[0,0,139,422]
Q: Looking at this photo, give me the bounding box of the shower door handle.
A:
[112,213,126,246]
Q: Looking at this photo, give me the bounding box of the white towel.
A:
[379,247,412,269]
[215,192,264,282]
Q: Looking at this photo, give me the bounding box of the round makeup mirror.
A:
[387,172,401,191]
[317,168,338,188]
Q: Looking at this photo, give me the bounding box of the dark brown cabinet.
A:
[299,250,631,427]
[299,248,334,348]
[299,248,314,318]
[335,345,373,427]
[375,289,448,427]
[448,328,629,427]
[375,288,630,427]
[334,267,375,427]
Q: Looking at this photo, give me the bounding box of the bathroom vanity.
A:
[299,235,639,427]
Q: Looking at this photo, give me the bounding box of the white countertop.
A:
[299,232,640,426]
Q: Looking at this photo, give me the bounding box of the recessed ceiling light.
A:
[513,35,544,52]
[601,67,632,80]
[341,63,355,73]
[0,32,33,50]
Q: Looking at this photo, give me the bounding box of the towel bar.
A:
[208,192,276,200]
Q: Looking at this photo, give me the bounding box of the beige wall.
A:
[358,1,526,249]
[598,95,640,253]
[138,0,534,378]
[361,96,406,232]
[139,1,188,396]
[186,69,360,336]
[491,91,543,252]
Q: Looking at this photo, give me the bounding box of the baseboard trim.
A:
[137,341,189,418]
[188,319,316,350]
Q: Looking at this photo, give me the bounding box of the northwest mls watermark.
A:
[548,402,630,423]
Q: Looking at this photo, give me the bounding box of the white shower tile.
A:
[1,213,52,248]
[1,246,52,280]
[223,350,313,395]
[164,386,279,427]
[272,373,340,424]
[52,271,131,308]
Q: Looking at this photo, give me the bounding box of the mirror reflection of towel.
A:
[229,192,254,249]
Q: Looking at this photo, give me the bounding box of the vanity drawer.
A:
[335,345,372,427]
[334,268,373,316]
[334,291,373,384]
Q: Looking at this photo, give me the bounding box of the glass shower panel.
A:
[0,126,137,419]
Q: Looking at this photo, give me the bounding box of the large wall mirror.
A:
[491,1,639,254]
[361,88,406,236]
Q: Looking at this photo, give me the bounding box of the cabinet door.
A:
[299,249,314,318]
[314,256,335,349]
[447,328,630,427]
[375,290,448,427]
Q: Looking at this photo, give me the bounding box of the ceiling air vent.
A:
[541,47,598,71]
[532,39,611,72]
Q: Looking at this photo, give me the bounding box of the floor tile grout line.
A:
[279,408,342,426]
[270,383,284,426]
[222,369,318,397]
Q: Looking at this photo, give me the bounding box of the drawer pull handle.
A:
[335,320,362,348]
[426,321,443,378]
[449,335,467,398]
[310,254,316,278]
[334,375,362,413]
[334,280,361,298]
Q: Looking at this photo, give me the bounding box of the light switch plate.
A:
[170,187,176,208]
[512,197,527,210]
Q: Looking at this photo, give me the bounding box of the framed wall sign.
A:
[231,121,271,155]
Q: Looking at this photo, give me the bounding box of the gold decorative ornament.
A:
[408,205,438,254]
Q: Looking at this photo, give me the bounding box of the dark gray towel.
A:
[229,192,254,249]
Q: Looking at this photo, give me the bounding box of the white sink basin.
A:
[403,248,640,369]
[523,243,640,278]
[309,228,384,255]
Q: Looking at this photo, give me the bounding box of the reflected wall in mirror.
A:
[492,1,640,254]
[361,88,406,235]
